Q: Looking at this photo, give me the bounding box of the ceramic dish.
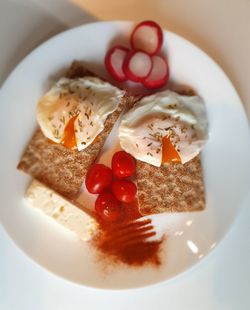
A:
[0,21,249,290]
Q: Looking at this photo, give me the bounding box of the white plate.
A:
[0,21,249,290]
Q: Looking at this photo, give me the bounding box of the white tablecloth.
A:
[1,1,250,309]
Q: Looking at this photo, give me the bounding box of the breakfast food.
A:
[95,192,122,222]
[105,46,129,82]
[85,163,113,194]
[105,20,169,89]
[19,20,209,268]
[136,156,205,215]
[119,89,207,214]
[143,55,169,89]
[111,151,136,178]
[25,180,97,241]
[111,179,137,203]
[18,62,135,199]
[37,77,125,151]
[130,20,163,55]
[123,50,153,82]
[119,90,208,166]
[85,151,138,220]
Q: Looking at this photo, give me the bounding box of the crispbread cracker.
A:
[17,62,130,199]
[136,156,205,215]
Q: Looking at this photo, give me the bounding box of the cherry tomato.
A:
[112,151,136,179]
[95,192,122,222]
[111,180,137,203]
[85,164,113,194]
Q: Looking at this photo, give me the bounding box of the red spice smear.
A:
[92,200,164,267]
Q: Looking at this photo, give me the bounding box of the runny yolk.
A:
[161,135,181,164]
[62,115,78,150]
[61,115,99,150]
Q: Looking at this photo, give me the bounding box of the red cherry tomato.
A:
[112,151,136,179]
[85,164,113,194]
[111,180,137,203]
[95,192,122,222]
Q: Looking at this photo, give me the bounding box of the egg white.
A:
[37,77,125,151]
[119,90,208,167]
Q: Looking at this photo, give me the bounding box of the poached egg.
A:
[37,77,125,151]
[119,90,208,167]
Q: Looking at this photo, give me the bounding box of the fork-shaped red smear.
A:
[92,200,164,266]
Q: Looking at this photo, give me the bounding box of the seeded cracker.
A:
[135,88,206,215]
[136,156,205,215]
[17,62,135,199]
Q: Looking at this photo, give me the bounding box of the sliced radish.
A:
[130,20,163,55]
[123,50,152,82]
[105,46,129,82]
[143,55,169,89]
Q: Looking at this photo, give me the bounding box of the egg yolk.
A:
[162,135,181,164]
[61,115,100,150]
[62,115,78,150]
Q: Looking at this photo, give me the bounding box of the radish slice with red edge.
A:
[130,20,163,55]
[123,50,152,82]
[143,55,169,89]
[105,46,129,82]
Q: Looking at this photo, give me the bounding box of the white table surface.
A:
[0,1,250,309]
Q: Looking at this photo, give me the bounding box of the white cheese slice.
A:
[25,180,97,241]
